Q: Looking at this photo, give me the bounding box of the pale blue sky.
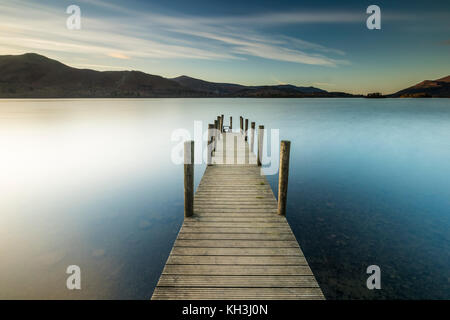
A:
[0,0,449,94]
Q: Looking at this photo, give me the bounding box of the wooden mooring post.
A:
[183,140,194,217]
[208,124,214,165]
[245,119,249,141]
[229,116,232,130]
[214,120,218,151]
[217,116,222,133]
[257,125,264,166]
[240,116,243,133]
[216,116,221,139]
[250,121,255,152]
[278,140,291,216]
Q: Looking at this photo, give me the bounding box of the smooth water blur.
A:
[0,98,449,299]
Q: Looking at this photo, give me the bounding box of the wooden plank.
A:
[157,275,319,287]
[194,212,279,217]
[174,239,300,248]
[152,287,324,300]
[177,233,296,240]
[196,189,272,192]
[180,226,292,234]
[194,202,277,206]
[185,217,285,222]
[199,179,267,182]
[194,194,274,198]
[182,222,286,228]
[199,182,268,185]
[194,203,277,207]
[170,247,303,256]
[162,265,313,275]
[194,207,278,211]
[195,196,275,200]
[194,196,275,200]
[166,255,307,265]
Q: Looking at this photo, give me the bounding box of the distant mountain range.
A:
[389,76,450,98]
[0,53,193,98]
[0,53,353,98]
[170,75,350,97]
[0,53,448,98]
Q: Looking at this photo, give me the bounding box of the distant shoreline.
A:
[1,53,449,98]
[0,96,450,100]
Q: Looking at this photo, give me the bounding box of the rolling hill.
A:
[171,75,333,97]
[0,53,348,98]
[0,53,195,98]
[390,76,450,98]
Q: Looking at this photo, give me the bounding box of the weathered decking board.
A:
[151,132,324,300]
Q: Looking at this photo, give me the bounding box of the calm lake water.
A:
[0,98,449,299]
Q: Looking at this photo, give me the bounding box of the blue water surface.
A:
[0,98,448,299]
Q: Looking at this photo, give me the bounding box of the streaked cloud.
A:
[72,63,130,70]
[0,0,350,67]
[313,82,336,87]
[169,28,346,66]
[107,52,131,60]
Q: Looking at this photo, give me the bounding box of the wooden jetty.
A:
[151,116,324,300]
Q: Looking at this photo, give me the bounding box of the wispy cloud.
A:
[313,82,336,87]
[169,28,346,66]
[107,52,131,60]
[0,0,351,67]
[0,2,237,62]
[72,63,131,70]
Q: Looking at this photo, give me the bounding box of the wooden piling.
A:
[213,120,219,151]
[257,125,264,167]
[234,135,238,165]
[245,119,249,141]
[208,124,214,165]
[217,116,221,134]
[230,116,232,130]
[221,114,224,132]
[217,116,221,139]
[250,122,255,152]
[240,116,243,133]
[222,130,226,164]
[277,140,291,216]
[184,140,194,217]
